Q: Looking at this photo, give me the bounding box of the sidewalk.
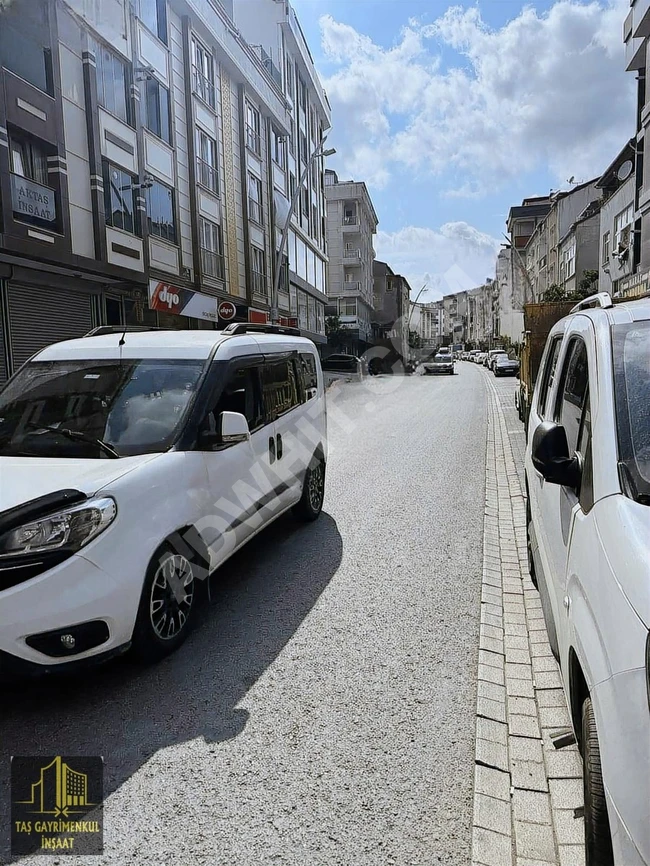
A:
[471,373,585,866]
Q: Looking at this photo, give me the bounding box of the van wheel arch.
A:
[569,648,589,754]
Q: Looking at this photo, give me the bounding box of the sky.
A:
[291,0,635,300]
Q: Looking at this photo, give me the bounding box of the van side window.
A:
[556,338,589,454]
[538,336,562,417]
[299,352,318,397]
[212,365,264,431]
[262,359,299,419]
[577,387,594,512]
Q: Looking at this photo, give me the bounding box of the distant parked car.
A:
[476,352,488,365]
[493,355,520,377]
[322,354,363,376]
[423,353,455,375]
[487,349,508,370]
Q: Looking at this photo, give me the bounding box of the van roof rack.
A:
[569,292,613,314]
[84,326,168,337]
[221,323,301,337]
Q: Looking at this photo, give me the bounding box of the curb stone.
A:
[471,374,585,866]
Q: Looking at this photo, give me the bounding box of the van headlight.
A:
[0,497,117,556]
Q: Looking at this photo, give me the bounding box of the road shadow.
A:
[0,511,342,862]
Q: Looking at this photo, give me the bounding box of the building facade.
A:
[233,0,330,344]
[325,169,378,353]
[0,0,327,383]
[371,260,410,366]
[411,299,442,352]
[596,140,636,296]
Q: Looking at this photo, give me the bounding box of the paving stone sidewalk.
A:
[471,375,585,866]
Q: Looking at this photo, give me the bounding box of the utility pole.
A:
[271,140,336,324]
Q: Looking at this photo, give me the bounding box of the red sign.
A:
[149,281,183,315]
[218,300,236,321]
[249,309,269,324]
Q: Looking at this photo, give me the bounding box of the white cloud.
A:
[374,222,501,298]
[320,0,633,194]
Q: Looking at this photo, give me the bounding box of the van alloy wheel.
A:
[308,460,325,512]
[149,553,195,640]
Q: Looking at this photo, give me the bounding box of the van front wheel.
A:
[293,457,326,522]
[582,696,614,866]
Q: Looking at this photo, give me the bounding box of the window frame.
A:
[0,17,54,96]
[92,38,131,126]
[245,102,261,156]
[196,127,219,194]
[199,217,224,280]
[261,356,300,421]
[211,360,265,434]
[554,336,590,455]
[602,231,610,265]
[138,0,168,45]
[143,76,172,145]
[247,173,263,225]
[145,178,176,244]
[103,160,139,236]
[536,335,563,418]
[191,38,216,109]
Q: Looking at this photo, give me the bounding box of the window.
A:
[614,205,634,250]
[245,103,261,155]
[299,352,318,396]
[289,173,296,202]
[0,17,53,95]
[103,161,138,234]
[556,338,589,455]
[196,129,218,193]
[301,186,309,217]
[308,296,316,331]
[200,218,224,279]
[92,40,130,124]
[10,131,49,186]
[602,231,610,265]
[144,78,171,144]
[309,109,316,143]
[145,180,175,243]
[298,291,308,328]
[288,131,295,157]
[298,76,307,111]
[251,246,266,295]
[339,298,357,317]
[315,301,324,334]
[560,241,575,280]
[213,366,264,431]
[192,39,215,108]
[248,173,263,224]
[272,128,286,168]
[138,0,167,44]
[299,132,308,164]
[261,360,299,419]
[289,285,297,315]
[312,204,318,240]
[285,58,294,99]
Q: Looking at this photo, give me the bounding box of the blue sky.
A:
[292,0,634,298]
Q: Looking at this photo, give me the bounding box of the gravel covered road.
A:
[1,365,488,866]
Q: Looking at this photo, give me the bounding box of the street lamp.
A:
[407,283,429,329]
[271,140,336,324]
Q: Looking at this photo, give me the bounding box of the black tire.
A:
[293,455,325,522]
[131,543,198,663]
[582,697,614,866]
[526,496,538,590]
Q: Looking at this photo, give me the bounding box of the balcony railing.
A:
[197,157,218,194]
[343,281,360,291]
[343,248,361,259]
[246,124,261,155]
[251,270,267,296]
[257,46,282,89]
[248,198,263,224]
[343,215,358,225]
[192,65,216,108]
[201,248,225,280]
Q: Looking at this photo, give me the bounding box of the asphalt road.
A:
[1,364,488,866]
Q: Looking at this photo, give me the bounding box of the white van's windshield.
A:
[0,358,206,459]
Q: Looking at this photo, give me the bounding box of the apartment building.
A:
[441,290,469,346]
[233,0,330,344]
[0,0,324,381]
[556,199,601,295]
[372,260,410,363]
[325,168,378,353]
[411,299,442,351]
[596,140,636,296]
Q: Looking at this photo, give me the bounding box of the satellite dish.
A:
[617,160,634,182]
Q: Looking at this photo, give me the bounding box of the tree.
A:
[409,329,422,349]
[325,315,346,347]
[576,269,598,299]
[540,283,566,302]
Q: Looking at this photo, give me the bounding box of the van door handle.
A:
[268,436,276,463]
[276,433,283,459]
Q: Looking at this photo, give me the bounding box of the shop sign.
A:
[218,300,236,321]
[617,269,650,299]
[249,309,269,324]
[11,176,56,222]
[148,280,219,322]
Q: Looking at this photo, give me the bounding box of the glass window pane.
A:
[102,49,116,115]
[159,85,171,143]
[0,22,49,94]
[113,55,127,122]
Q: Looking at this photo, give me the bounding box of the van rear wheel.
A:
[293,456,325,522]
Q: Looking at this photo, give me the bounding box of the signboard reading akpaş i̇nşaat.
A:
[10,176,56,222]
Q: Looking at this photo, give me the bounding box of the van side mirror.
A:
[531,421,581,488]
[218,411,250,445]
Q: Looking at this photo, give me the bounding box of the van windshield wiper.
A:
[25,424,120,459]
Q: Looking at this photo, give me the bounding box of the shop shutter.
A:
[0,309,7,385]
[7,284,93,373]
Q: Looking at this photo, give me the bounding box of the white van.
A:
[0,324,327,676]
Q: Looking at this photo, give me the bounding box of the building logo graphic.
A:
[11,756,104,855]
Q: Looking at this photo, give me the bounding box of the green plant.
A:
[409,329,422,349]
[540,283,566,302]
[576,269,598,299]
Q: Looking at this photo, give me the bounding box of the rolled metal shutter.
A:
[8,284,93,372]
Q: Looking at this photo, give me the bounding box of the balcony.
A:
[201,248,224,280]
[343,248,361,263]
[192,66,216,108]
[197,157,218,194]
[343,215,358,225]
[246,124,261,156]
[250,45,283,90]
[342,281,360,292]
